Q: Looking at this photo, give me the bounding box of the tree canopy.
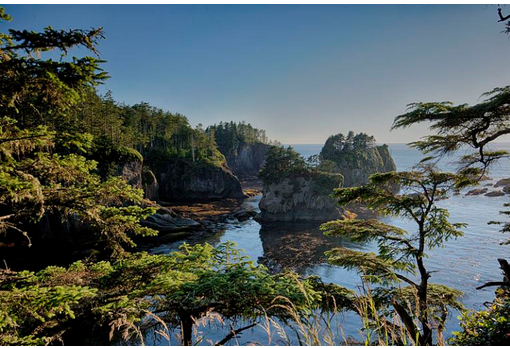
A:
[0,242,353,345]
[392,87,510,175]
[206,121,276,157]
[321,165,473,345]
[0,10,159,258]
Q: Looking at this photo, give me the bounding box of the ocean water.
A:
[149,143,510,345]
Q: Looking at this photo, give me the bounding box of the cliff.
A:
[320,142,396,187]
[224,142,270,177]
[116,159,143,188]
[257,171,344,222]
[256,135,397,222]
[153,159,245,201]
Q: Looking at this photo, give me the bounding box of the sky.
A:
[3,5,510,144]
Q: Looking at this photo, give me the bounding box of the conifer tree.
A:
[322,165,472,345]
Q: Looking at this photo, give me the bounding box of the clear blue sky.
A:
[3,5,510,144]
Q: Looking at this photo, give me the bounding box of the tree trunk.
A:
[416,220,432,345]
[180,314,193,346]
[417,269,432,345]
[498,258,510,282]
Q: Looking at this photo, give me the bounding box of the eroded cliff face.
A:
[257,173,343,222]
[116,160,143,188]
[324,144,397,187]
[154,160,245,201]
[142,167,159,201]
[224,143,270,177]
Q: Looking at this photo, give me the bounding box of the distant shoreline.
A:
[286,142,510,146]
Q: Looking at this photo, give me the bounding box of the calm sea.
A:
[149,143,510,345]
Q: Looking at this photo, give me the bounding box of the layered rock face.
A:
[322,144,397,187]
[116,160,143,188]
[224,143,270,177]
[257,173,343,222]
[154,160,245,201]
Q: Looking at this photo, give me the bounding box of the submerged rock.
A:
[466,188,489,196]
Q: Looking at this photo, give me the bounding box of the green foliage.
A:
[310,171,344,196]
[322,164,472,345]
[0,242,348,346]
[392,87,510,173]
[259,146,343,202]
[319,131,379,171]
[451,289,510,345]
[318,132,396,187]
[321,131,376,159]
[90,135,143,180]
[259,145,308,185]
[206,121,276,157]
[392,84,510,345]
[73,95,226,168]
[0,16,107,130]
[0,116,157,255]
[0,269,98,345]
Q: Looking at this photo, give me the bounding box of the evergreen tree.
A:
[321,165,472,345]
[392,86,510,344]
[0,8,156,257]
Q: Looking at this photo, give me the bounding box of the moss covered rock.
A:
[320,135,396,187]
[257,172,344,222]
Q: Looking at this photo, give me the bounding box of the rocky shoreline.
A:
[136,177,261,250]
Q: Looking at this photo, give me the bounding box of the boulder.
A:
[233,209,257,222]
[141,213,201,233]
[466,188,489,196]
[485,190,505,197]
[495,178,510,187]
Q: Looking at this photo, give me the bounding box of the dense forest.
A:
[74,92,225,167]
[206,121,275,157]
[1,6,509,347]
